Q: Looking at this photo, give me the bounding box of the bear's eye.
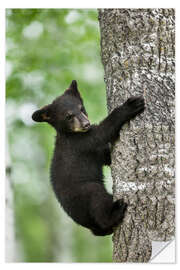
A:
[66,113,74,121]
[80,107,85,113]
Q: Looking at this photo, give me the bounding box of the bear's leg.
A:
[90,193,127,236]
[91,227,113,236]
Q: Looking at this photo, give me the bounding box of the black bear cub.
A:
[32,80,145,236]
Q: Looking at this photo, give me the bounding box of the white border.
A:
[0,0,177,9]
[0,7,5,266]
[1,0,179,268]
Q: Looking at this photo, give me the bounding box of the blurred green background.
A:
[6,9,113,262]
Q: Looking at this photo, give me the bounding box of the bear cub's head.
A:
[32,80,90,134]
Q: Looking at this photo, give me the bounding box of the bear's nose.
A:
[83,122,90,130]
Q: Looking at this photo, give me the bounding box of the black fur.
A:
[32,80,145,236]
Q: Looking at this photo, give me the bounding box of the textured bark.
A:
[98,9,175,262]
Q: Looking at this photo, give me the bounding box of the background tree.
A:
[6,142,16,262]
[98,8,175,262]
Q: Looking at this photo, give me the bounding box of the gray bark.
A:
[98,9,175,262]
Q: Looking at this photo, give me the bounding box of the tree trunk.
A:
[98,9,175,262]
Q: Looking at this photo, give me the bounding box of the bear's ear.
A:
[32,104,52,122]
[65,80,82,100]
[69,80,78,91]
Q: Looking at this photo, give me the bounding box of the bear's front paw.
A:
[124,96,145,119]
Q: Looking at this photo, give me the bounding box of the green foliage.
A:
[6,9,112,262]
